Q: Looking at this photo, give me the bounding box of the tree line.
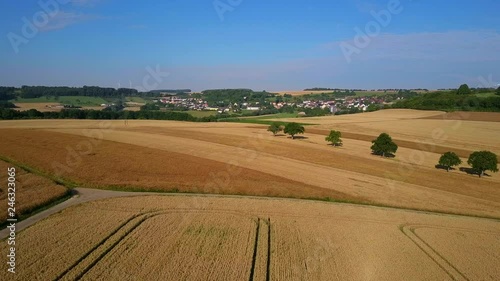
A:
[0,86,193,100]
[0,107,222,122]
[393,84,500,112]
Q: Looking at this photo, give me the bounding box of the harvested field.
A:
[272,109,500,154]
[13,103,104,112]
[0,128,354,201]
[13,102,62,112]
[0,159,68,223]
[422,111,500,122]
[0,113,500,217]
[1,195,499,280]
[410,225,500,280]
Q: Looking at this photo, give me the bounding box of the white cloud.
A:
[39,11,96,31]
[70,0,103,7]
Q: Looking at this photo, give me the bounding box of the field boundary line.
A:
[0,154,79,188]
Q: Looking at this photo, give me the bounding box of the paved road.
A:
[0,188,156,240]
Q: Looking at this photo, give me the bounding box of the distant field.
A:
[1,195,499,280]
[275,90,430,98]
[13,102,62,112]
[275,90,400,97]
[354,90,398,97]
[275,90,336,96]
[125,96,147,103]
[239,113,298,120]
[181,110,217,118]
[422,111,500,122]
[13,96,108,106]
[475,92,496,98]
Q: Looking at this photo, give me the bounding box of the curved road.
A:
[0,188,158,240]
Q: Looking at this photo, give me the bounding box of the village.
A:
[153,93,389,114]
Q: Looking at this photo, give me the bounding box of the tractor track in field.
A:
[399,224,469,281]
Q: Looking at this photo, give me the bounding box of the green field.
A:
[179,110,217,118]
[13,96,108,106]
[126,96,147,103]
[240,112,299,119]
[475,92,496,98]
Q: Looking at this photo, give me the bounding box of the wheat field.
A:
[1,195,498,280]
[0,110,499,279]
[0,160,68,223]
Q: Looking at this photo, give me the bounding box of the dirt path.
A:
[0,188,157,240]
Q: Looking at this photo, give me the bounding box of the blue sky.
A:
[1,0,499,91]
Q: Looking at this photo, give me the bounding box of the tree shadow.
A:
[290,136,308,140]
[327,143,343,147]
[371,152,396,158]
[459,167,491,177]
[459,167,477,175]
[434,164,457,171]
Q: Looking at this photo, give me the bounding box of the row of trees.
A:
[267,126,498,178]
[1,86,193,100]
[438,151,498,177]
[393,84,500,112]
[0,107,223,122]
[14,86,140,99]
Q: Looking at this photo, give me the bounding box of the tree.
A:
[467,151,498,177]
[496,86,500,96]
[284,122,305,139]
[267,122,283,136]
[457,84,471,95]
[325,130,342,146]
[438,152,462,172]
[371,133,398,157]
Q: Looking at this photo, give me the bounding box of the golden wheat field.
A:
[0,110,499,218]
[1,109,500,280]
[0,160,68,223]
[0,195,499,280]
